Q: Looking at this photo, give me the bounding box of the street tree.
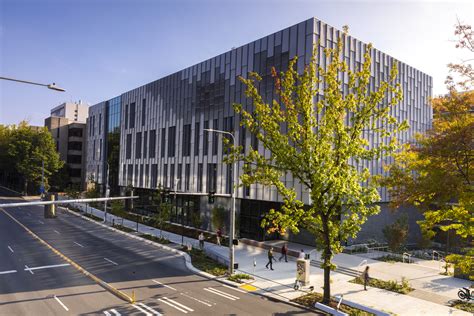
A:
[7,122,63,194]
[229,28,405,303]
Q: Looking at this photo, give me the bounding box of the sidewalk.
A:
[67,204,471,316]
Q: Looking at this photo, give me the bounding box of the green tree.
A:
[154,202,172,237]
[7,122,63,194]
[229,28,405,303]
[383,215,409,252]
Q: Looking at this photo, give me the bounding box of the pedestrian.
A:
[279,243,288,262]
[363,266,370,290]
[216,228,222,245]
[265,247,275,270]
[298,249,306,260]
[198,232,205,250]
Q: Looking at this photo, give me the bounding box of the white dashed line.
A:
[157,297,192,313]
[54,295,69,311]
[104,258,118,266]
[74,242,84,248]
[53,230,60,234]
[0,270,17,275]
[109,309,121,316]
[152,279,177,291]
[24,263,70,273]
[38,220,44,224]
[138,303,162,315]
[180,292,213,307]
[7,246,14,253]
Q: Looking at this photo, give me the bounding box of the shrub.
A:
[228,273,253,283]
[350,276,413,294]
[383,215,409,252]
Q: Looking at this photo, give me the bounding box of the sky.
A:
[1,0,473,126]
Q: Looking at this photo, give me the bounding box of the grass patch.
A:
[83,213,103,222]
[228,273,253,283]
[450,300,474,313]
[140,234,170,244]
[292,292,374,316]
[112,224,135,233]
[350,276,413,294]
[182,248,227,277]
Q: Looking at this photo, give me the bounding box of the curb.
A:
[66,208,321,314]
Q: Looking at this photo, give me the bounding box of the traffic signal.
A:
[208,191,215,204]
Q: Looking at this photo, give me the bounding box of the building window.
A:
[170,163,175,189]
[122,165,126,185]
[177,164,182,190]
[136,132,142,159]
[67,155,82,164]
[163,164,168,187]
[99,113,102,134]
[129,102,136,129]
[226,164,233,194]
[194,122,200,156]
[99,139,102,160]
[143,131,148,159]
[68,141,82,151]
[93,140,96,160]
[251,132,258,151]
[212,119,218,155]
[182,124,191,157]
[149,130,156,158]
[125,104,129,129]
[168,126,176,157]
[126,134,132,159]
[151,164,158,188]
[127,164,133,186]
[141,99,146,126]
[134,163,139,186]
[185,163,190,191]
[161,128,166,158]
[145,164,149,188]
[207,163,217,193]
[240,125,246,153]
[203,121,209,155]
[223,116,234,154]
[197,163,203,192]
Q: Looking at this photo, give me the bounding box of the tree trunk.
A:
[322,215,331,305]
[24,180,28,196]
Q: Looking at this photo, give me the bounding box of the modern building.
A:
[45,101,89,189]
[86,17,432,245]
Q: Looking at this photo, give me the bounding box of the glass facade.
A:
[105,96,122,194]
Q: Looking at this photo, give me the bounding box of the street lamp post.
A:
[0,76,66,92]
[204,128,236,275]
[104,162,110,224]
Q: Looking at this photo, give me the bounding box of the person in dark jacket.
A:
[363,266,370,290]
[279,243,288,262]
[265,247,275,270]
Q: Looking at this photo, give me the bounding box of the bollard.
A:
[132,290,136,303]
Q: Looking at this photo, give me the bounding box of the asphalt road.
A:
[0,191,317,315]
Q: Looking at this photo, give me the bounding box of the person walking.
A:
[198,232,205,250]
[279,243,288,262]
[216,228,222,245]
[363,266,370,290]
[265,247,275,270]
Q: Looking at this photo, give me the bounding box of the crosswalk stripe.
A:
[157,298,189,313]
[163,297,194,312]
[203,287,239,300]
[103,311,111,316]
[152,279,177,291]
[180,292,213,307]
[138,303,162,315]
[207,287,240,300]
[110,309,121,316]
[132,304,152,315]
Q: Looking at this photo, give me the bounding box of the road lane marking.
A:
[163,297,193,312]
[53,295,69,311]
[152,279,177,291]
[104,312,111,316]
[240,284,258,292]
[0,270,17,275]
[180,292,213,307]
[109,309,121,316]
[7,245,14,253]
[24,265,34,274]
[157,298,189,313]
[24,263,70,273]
[54,230,60,234]
[223,284,247,293]
[132,304,152,315]
[38,220,44,224]
[74,241,84,248]
[138,303,162,315]
[104,258,119,266]
[203,287,239,300]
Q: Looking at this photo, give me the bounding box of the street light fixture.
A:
[204,128,237,275]
[1,76,66,92]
